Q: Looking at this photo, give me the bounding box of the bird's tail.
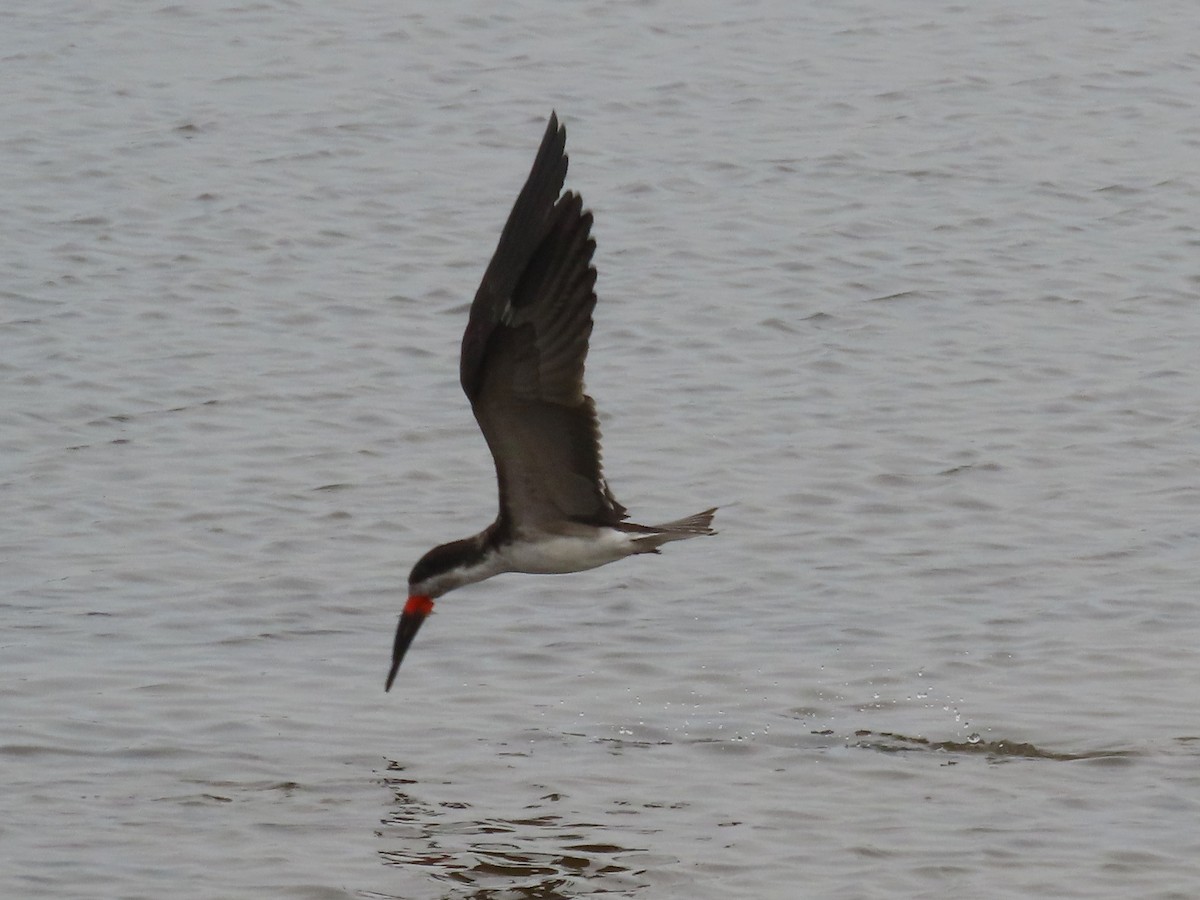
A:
[626,507,717,553]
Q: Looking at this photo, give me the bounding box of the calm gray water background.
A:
[5,1,1200,897]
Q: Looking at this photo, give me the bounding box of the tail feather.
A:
[625,507,718,554]
[649,507,718,535]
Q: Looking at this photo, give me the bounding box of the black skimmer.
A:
[386,112,716,690]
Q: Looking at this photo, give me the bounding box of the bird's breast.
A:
[497,529,638,575]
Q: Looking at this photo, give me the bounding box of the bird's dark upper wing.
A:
[460,113,626,533]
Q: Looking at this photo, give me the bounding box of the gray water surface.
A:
[5,1,1200,898]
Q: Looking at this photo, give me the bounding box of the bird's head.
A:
[406,539,478,601]
[384,536,492,691]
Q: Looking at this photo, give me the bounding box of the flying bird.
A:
[387,112,716,690]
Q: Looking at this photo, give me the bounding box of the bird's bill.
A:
[385,595,435,691]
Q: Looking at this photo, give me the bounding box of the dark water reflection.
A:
[380,761,650,898]
[376,730,1151,897]
[843,730,1140,763]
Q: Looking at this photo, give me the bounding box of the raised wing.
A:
[460,113,626,533]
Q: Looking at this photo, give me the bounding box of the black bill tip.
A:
[385,597,433,691]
